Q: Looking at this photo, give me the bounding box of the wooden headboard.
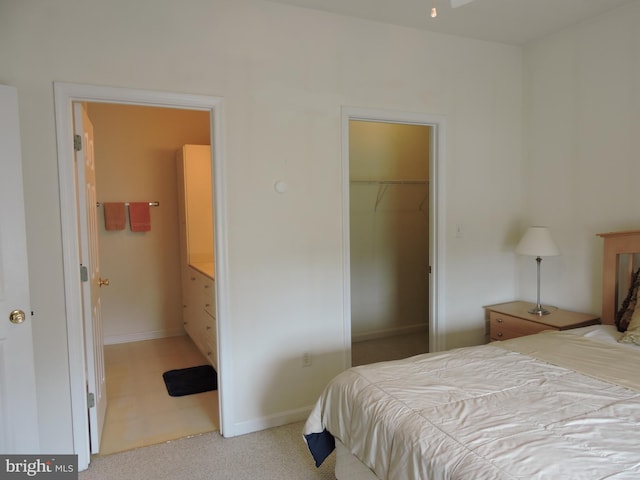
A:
[597,230,640,325]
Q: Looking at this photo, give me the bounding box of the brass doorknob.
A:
[98,278,110,287]
[9,309,26,324]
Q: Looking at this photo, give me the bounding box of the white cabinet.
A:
[177,145,217,369]
[182,267,217,369]
[176,144,214,265]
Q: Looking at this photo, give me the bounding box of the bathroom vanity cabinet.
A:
[177,145,217,368]
[182,266,217,369]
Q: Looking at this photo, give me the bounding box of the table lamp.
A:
[516,226,560,315]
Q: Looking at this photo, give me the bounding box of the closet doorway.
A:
[342,108,446,367]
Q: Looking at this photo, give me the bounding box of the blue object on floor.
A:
[162,365,217,397]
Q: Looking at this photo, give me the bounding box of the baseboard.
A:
[104,328,185,345]
[352,323,427,343]
[231,406,312,437]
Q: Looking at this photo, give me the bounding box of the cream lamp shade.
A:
[515,226,560,257]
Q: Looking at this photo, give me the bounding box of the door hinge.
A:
[87,392,95,408]
[80,265,88,282]
[74,134,82,151]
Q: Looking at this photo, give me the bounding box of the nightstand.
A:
[484,301,600,341]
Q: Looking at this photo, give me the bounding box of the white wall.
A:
[0,0,524,451]
[88,103,210,343]
[521,1,640,315]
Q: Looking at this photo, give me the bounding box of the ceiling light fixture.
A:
[432,0,476,20]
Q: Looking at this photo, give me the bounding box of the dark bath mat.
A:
[162,365,217,397]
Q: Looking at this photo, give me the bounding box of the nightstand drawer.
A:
[489,312,552,341]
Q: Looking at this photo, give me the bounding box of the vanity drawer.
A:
[203,328,217,369]
[202,278,216,317]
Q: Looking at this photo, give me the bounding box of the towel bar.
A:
[96,202,159,207]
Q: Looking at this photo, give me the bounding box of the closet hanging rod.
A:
[96,201,160,207]
[350,180,428,185]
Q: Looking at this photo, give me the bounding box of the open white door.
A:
[73,103,107,454]
[0,85,40,452]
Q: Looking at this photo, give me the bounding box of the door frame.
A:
[341,107,447,364]
[53,82,231,470]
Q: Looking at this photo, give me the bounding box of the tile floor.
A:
[99,335,219,456]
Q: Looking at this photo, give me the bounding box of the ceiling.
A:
[266,0,635,45]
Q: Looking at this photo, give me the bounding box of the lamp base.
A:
[528,305,551,316]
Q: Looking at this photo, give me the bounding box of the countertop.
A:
[190,262,214,280]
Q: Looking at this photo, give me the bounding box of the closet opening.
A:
[341,107,446,368]
[348,120,430,365]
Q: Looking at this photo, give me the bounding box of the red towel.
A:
[103,202,126,231]
[129,202,151,232]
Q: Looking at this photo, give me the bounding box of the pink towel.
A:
[103,202,126,231]
[129,202,151,232]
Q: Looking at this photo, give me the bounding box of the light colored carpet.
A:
[84,333,427,478]
[79,421,335,480]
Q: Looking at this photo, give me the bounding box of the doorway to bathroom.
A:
[83,102,217,455]
[54,83,228,471]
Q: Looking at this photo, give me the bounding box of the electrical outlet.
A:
[302,352,312,367]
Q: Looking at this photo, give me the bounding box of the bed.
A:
[304,230,640,479]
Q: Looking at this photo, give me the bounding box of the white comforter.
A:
[304,329,640,479]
